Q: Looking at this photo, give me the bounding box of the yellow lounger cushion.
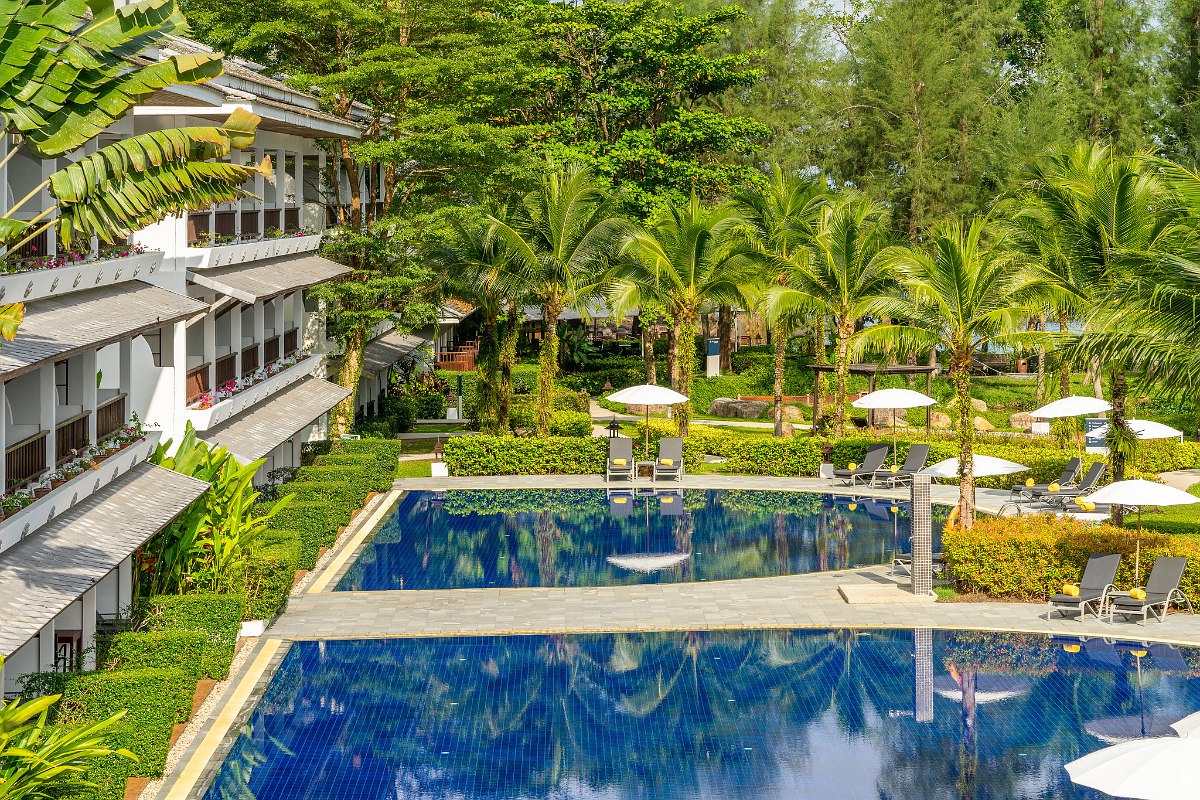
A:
[889,465,899,473]
[847,462,858,471]
[1081,501,1096,512]
[1026,478,1035,487]
[659,458,674,466]
[1062,583,1080,597]
[1130,588,1147,601]
[1062,643,1081,653]
[661,496,674,504]
[1048,482,1060,492]
[612,458,627,466]
[613,496,627,504]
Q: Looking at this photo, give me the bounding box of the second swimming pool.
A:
[336,489,948,591]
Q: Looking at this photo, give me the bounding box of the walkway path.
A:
[1161,469,1200,492]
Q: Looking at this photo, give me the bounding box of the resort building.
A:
[0,38,443,694]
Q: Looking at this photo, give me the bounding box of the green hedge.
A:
[943,515,1200,600]
[549,411,593,437]
[140,594,245,679]
[99,631,206,678]
[445,436,609,475]
[271,500,352,568]
[23,668,196,800]
[326,439,403,483]
[244,553,296,620]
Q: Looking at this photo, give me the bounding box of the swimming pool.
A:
[203,630,1200,800]
[337,489,948,591]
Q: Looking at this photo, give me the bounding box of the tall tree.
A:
[861,217,1050,527]
[506,0,771,213]
[1164,0,1200,160]
[489,163,626,435]
[763,194,895,437]
[612,194,756,435]
[735,166,827,435]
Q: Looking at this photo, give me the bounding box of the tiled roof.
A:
[0,282,207,380]
[188,254,351,303]
[362,331,424,375]
[198,377,351,463]
[0,463,209,658]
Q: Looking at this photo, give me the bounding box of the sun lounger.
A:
[653,438,684,482]
[879,444,931,487]
[1034,462,1106,508]
[1046,553,1120,619]
[606,437,634,482]
[608,489,635,517]
[1010,457,1081,501]
[1107,556,1194,624]
[832,445,888,486]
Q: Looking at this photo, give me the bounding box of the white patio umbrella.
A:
[607,552,691,573]
[852,388,937,465]
[921,455,1029,479]
[1065,738,1200,800]
[1082,479,1200,582]
[1089,419,1184,441]
[1031,395,1113,418]
[606,384,690,457]
[1171,710,1200,738]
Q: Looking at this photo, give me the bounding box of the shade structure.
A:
[1065,737,1200,800]
[606,384,690,406]
[932,674,1031,704]
[605,384,690,457]
[606,552,691,573]
[1031,395,1112,419]
[1085,480,1200,508]
[1090,419,1184,441]
[920,455,1029,479]
[1171,710,1200,738]
[1084,716,1176,745]
[852,388,938,466]
[851,388,938,409]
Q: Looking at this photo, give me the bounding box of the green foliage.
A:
[548,411,594,438]
[943,516,1200,600]
[444,436,609,475]
[99,631,206,679]
[140,594,245,680]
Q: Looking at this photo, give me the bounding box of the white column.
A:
[119,339,132,396]
[40,158,57,257]
[294,153,304,225]
[203,313,216,388]
[39,364,55,470]
[118,556,133,615]
[82,349,97,445]
[232,149,242,240]
[253,300,265,367]
[0,379,7,491]
[38,624,55,672]
[254,147,266,237]
[81,589,96,670]
[231,304,244,377]
[0,136,8,221]
[170,320,186,420]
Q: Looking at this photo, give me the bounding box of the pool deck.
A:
[149,473,1200,800]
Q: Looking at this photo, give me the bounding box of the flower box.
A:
[185,235,322,270]
[0,251,163,304]
[0,431,161,555]
[184,357,322,430]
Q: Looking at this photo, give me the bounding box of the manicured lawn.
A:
[1138,483,1200,536]
[399,438,442,454]
[395,458,435,478]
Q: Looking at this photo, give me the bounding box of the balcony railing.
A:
[10,227,50,260]
[264,209,281,231]
[186,363,210,406]
[283,328,299,357]
[240,210,260,239]
[55,412,90,466]
[96,394,127,441]
[241,345,259,379]
[264,335,281,365]
[7,431,47,490]
[215,353,238,388]
[284,208,300,230]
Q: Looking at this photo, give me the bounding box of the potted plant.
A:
[61,461,85,481]
[48,469,67,489]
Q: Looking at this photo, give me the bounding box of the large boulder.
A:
[627,403,670,415]
[870,407,909,427]
[781,422,796,438]
[930,411,953,430]
[708,397,769,419]
[781,405,806,422]
[973,415,996,432]
[970,398,989,412]
[1009,411,1034,431]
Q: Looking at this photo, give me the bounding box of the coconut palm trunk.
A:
[950,352,976,528]
[773,319,787,436]
[643,324,657,385]
[1110,369,1129,526]
[331,325,365,437]
[475,310,501,433]
[676,312,696,436]
[499,302,520,433]
[536,298,562,435]
[812,316,825,431]
[833,317,853,437]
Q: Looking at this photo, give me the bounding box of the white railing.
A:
[0,251,163,304]
[183,357,321,430]
[184,235,322,271]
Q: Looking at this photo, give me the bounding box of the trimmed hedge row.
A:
[140,593,245,680]
[943,515,1200,600]
[548,411,594,437]
[99,631,206,678]
[444,433,706,475]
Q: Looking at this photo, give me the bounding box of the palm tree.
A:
[1016,144,1178,513]
[433,212,524,434]
[611,194,757,436]
[859,216,1051,527]
[761,193,895,437]
[489,163,627,435]
[734,167,828,435]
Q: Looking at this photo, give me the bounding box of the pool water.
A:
[204,630,1200,800]
[337,489,948,591]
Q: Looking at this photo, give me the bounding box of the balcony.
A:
[215,353,238,388]
[186,363,210,406]
[183,209,320,271]
[96,394,127,441]
[6,431,47,492]
[284,328,299,357]
[0,431,160,554]
[0,250,164,305]
[54,411,89,466]
[183,355,321,430]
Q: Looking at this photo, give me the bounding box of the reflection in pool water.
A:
[204,630,1200,800]
[337,489,949,591]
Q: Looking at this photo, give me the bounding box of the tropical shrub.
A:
[942,515,1200,600]
[549,411,593,437]
[99,631,206,678]
[146,424,292,595]
[139,594,245,680]
[444,436,609,475]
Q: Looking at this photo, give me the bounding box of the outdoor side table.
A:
[636,460,656,479]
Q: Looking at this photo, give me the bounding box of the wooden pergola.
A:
[809,363,938,434]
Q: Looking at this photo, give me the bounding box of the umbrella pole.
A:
[893,409,898,466]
